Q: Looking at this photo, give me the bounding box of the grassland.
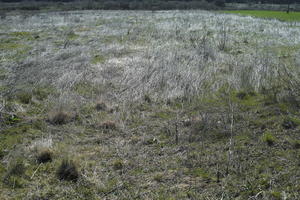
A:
[0,10,300,199]
[224,10,300,21]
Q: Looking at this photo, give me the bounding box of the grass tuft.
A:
[95,101,107,111]
[36,149,52,164]
[112,159,124,170]
[48,110,73,125]
[56,159,79,182]
[262,131,276,146]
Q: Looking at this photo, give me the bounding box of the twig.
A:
[31,163,42,180]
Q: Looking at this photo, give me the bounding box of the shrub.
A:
[56,159,79,182]
[262,131,276,146]
[36,149,52,164]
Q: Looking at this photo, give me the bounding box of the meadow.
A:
[224,10,300,22]
[0,10,300,199]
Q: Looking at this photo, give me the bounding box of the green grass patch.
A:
[224,10,300,22]
[91,55,105,64]
[262,131,276,146]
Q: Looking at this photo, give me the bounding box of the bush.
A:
[56,159,79,182]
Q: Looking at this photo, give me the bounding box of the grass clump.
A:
[262,131,276,146]
[48,110,73,125]
[153,173,164,182]
[95,101,107,111]
[292,140,300,149]
[56,159,79,182]
[99,120,117,130]
[91,55,105,64]
[282,116,300,129]
[36,149,53,164]
[112,159,123,170]
[2,158,26,188]
[16,91,32,104]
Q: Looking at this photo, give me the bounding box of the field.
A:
[224,10,300,22]
[0,10,300,199]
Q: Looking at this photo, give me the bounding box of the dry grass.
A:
[0,10,300,199]
[48,110,74,125]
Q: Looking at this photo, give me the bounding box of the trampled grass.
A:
[224,10,300,21]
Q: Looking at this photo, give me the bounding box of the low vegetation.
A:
[0,9,300,199]
[224,10,300,21]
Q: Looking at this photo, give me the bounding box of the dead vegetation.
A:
[0,10,300,199]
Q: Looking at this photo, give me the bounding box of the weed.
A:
[262,131,276,146]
